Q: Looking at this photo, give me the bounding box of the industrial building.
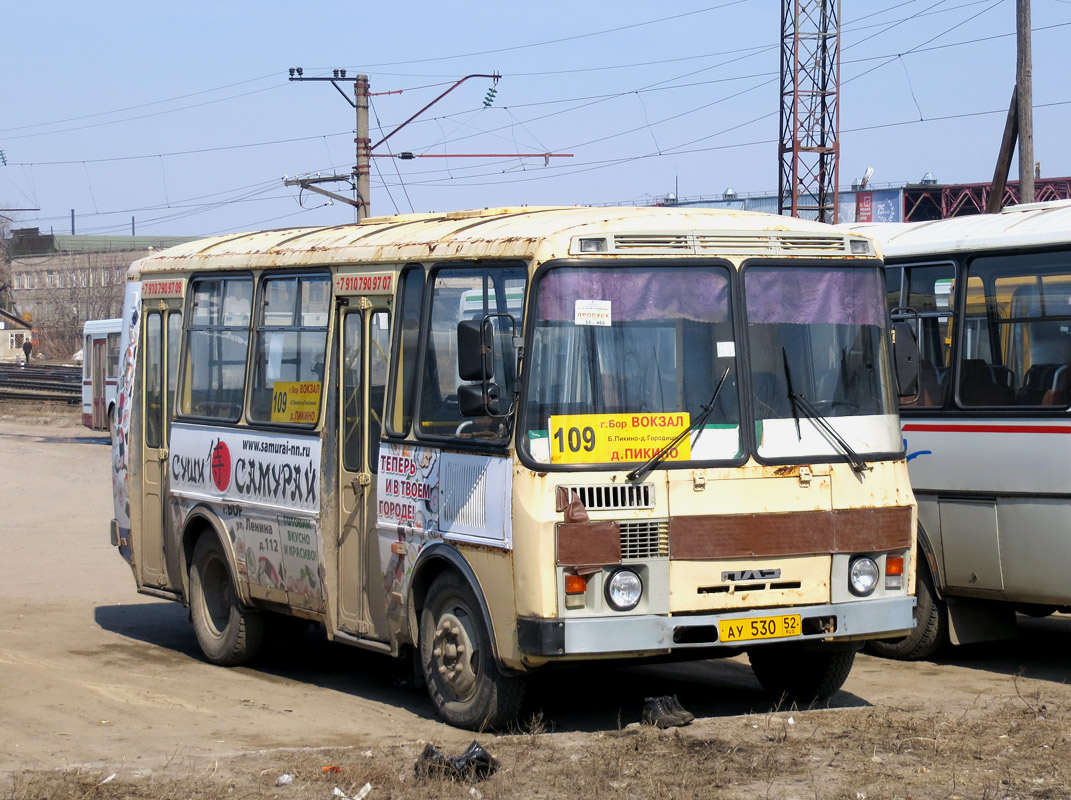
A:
[5,228,194,358]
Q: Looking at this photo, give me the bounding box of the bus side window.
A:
[958,260,1071,408]
[167,312,182,435]
[182,277,252,420]
[144,312,164,449]
[107,333,120,379]
[369,311,390,470]
[342,313,362,471]
[418,265,526,441]
[248,274,330,426]
[342,310,391,473]
[386,266,425,437]
[901,264,955,408]
[885,265,902,309]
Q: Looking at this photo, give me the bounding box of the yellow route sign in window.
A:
[271,382,322,424]
[548,413,691,464]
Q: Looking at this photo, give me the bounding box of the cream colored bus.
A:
[110,206,918,729]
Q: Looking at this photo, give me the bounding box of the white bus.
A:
[853,199,1071,658]
[82,317,122,432]
[111,206,918,729]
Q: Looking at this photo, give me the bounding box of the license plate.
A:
[718,614,802,643]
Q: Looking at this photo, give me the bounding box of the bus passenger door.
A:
[337,307,391,638]
[139,303,182,589]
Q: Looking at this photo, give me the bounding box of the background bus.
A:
[112,206,917,729]
[82,317,121,432]
[853,199,1071,658]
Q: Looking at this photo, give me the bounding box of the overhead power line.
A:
[330,2,749,69]
[0,73,282,135]
[10,16,1066,170]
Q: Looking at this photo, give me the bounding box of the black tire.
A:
[748,644,856,704]
[419,573,525,730]
[867,559,947,661]
[189,534,264,666]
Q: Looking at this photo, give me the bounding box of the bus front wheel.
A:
[748,644,855,704]
[189,534,264,666]
[867,558,947,660]
[419,573,525,730]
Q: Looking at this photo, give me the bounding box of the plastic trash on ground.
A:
[415,740,499,781]
[332,780,372,798]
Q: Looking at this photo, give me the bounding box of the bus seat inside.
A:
[959,359,1014,405]
[1042,364,1071,406]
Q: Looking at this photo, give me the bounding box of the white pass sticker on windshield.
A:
[717,341,736,358]
[575,299,611,327]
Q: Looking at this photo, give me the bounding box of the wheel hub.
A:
[432,611,477,697]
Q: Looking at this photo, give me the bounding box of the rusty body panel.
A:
[668,506,913,559]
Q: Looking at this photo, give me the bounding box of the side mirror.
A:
[892,320,920,399]
[458,382,500,416]
[457,319,493,382]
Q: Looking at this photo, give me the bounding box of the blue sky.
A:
[2,0,1069,236]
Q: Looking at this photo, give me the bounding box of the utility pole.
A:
[987,88,1018,213]
[354,75,371,221]
[288,69,503,221]
[986,0,1034,212]
[286,68,367,219]
[1017,0,1034,204]
[287,69,568,221]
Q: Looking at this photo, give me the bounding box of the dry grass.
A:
[5,690,1068,800]
[0,399,83,426]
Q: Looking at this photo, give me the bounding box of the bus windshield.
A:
[522,265,740,466]
[745,265,899,461]
[521,262,899,468]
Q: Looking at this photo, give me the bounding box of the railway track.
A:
[0,364,82,404]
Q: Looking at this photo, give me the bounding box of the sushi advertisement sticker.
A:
[167,424,324,605]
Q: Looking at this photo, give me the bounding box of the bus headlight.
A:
[848,556,880,596]
[605,568,643,611]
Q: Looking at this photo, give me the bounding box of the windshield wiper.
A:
[782,348,802,441]
[781,348,868,473]
[626,366,731,484]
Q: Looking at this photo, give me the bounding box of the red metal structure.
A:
[904,177,1071,222]
[779,0,841,223]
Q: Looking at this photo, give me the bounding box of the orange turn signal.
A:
[885,554,905,590]
[565,574,588,595]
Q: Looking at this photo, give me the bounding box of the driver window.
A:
[417,264,526,441]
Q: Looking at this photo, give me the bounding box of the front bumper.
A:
[517,595,915,657]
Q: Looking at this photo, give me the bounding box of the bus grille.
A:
[561,483,654,510]
[613,234,692,251]
[694,232,848,253]
[602,231,851,256]
[620,520,670,560]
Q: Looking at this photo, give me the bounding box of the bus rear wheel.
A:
[189,534,264,666]
[419,573,525,730]
[867,558,947,660]
[748,644,855,704]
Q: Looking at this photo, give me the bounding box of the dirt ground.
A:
[2,404,1070,799]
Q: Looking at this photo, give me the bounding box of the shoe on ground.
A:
[642,695,689,728]
[667,694,695,723]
